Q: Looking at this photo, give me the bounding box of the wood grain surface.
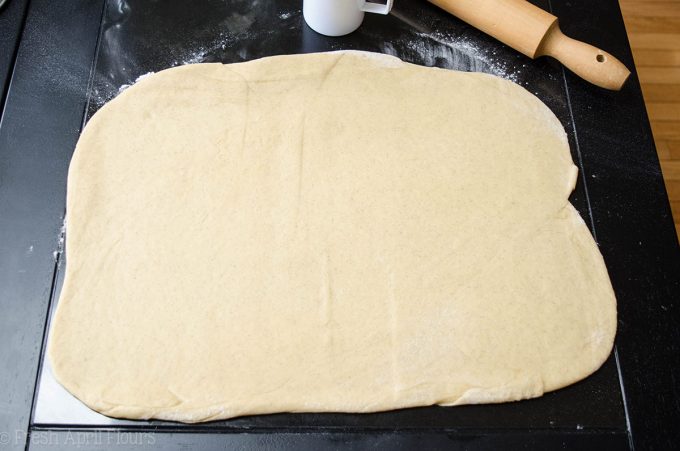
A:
[621,0,680,240]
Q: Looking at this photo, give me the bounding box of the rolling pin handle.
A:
[537,22,631,91]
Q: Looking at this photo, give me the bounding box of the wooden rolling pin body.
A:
[427,0,630,90]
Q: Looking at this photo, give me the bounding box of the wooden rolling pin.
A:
[426,0,631,90]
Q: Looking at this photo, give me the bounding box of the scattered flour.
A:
[53,218,67,263]
[89,9,532,112]
[381,32,524,84]
[182,50,209,65]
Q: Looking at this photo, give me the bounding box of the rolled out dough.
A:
[48,51,617,423]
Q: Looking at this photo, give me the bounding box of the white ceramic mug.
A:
[303,0,394,37]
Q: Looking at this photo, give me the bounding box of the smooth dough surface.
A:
[49,51,617,423]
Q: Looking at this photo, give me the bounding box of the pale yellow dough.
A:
[48,51,617,423]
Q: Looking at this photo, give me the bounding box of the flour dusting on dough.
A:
[117,72,156,94]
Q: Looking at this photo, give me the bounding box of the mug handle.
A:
[361,0,394,15]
